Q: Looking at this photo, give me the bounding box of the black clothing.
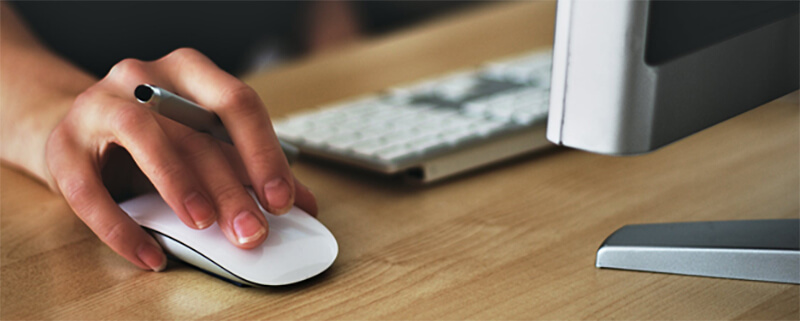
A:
[10,1,479,77]
[11,1,306,76]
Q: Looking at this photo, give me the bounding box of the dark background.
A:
[11,1,479,76]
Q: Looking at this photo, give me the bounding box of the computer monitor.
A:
[547,0,798,155]
[545,0,799,283]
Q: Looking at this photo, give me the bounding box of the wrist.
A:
[0,1,98,191]
[1,91,81,191]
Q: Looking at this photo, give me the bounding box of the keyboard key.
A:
[441,129,479,145]
[406,136,445,154]
[352,139,389,156]
[473,121,509,136]
[326,133,365,150]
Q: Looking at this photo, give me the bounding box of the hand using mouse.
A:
[1,5,317,272]
[48,48,319,271]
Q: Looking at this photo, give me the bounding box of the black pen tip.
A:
[135,84,154,103]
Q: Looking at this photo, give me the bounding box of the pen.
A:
[134,84,299,163]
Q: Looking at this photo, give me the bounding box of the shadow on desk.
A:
[166,260,340,293]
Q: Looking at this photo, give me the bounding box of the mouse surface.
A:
[118,192,338,286]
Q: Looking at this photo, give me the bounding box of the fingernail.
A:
[233,211,267,245]
[184,192,215,229]
[264,178,292,214]
[137,242,167,272]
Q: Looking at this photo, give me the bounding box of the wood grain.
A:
[2,1,798,319]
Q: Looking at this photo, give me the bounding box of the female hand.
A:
[45,48,317,271]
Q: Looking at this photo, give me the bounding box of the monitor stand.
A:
[595,219,800,284]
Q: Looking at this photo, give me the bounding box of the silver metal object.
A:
[596,219,800,284]
[135,84,299,163]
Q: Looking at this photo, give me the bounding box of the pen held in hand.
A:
[134,84,299,162]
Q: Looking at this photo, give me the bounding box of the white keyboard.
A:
[274,50,553,183]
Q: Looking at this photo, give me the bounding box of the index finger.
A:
[153,48,295,215]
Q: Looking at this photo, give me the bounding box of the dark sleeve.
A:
[9,1,307,76]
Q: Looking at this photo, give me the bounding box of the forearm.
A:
[0,2,97,189]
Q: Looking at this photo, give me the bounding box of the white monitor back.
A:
[546,0,799,155]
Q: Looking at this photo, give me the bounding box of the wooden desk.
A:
[2,2,798,319]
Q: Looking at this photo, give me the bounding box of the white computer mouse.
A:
[118,192,338,286]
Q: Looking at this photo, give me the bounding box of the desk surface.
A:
[2,2,798,319]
